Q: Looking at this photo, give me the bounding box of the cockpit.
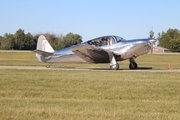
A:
[87,36,126,46]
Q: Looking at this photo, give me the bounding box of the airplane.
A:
[34,35,157,70]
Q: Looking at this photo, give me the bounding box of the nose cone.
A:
[149,38,157,44]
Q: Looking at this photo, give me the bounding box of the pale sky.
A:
[0,0,179,41]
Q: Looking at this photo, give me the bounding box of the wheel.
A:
[46,65,50,68]
[129,62,138,69]
[110,63,119,70]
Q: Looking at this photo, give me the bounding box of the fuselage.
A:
[45,35,156,63]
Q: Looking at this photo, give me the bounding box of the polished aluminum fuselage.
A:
[44,36,154,63]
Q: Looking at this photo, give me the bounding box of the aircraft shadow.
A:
[91,67,152,71]
[51,66,152,71]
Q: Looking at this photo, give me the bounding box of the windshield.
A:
[87,36,116,46]
[114,36,126,43]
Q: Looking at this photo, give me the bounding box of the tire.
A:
[110,63,119,70]
[46,65,50,68]
[129,62,138,69]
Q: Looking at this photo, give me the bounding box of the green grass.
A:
[0,69,180,120]
[0,51,180,119]
[0,51,180,69]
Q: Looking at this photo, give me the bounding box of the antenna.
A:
[150,25,154,54]
[149,25,154,39]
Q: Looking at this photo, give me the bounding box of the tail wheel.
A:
[46,65,50,68]
[129,62,138,69]
[46,62,53,68]
[110,63,119,70]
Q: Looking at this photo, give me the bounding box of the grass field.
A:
[0,51,180,69]
[0,52,180,119]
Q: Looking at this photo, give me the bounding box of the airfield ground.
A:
[1,65,180,72]
[0,51,180,119]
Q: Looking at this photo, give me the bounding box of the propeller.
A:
[149,26,155,54]
[149,38,157,54]
[150,43,153,54]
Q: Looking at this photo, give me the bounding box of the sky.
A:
[0,0,180,41]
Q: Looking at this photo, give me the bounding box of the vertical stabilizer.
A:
[36,35,54,62]
[37,35,54,52]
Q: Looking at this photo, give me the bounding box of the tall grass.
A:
[0,69,180,119]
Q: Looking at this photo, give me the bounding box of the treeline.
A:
[158,28,180,52]
[0,29,82,50]
[1,28,180,52]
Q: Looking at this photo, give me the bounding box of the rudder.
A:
[36,35,54,52]
[36,35,55,62]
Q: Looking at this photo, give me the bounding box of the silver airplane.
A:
[34,35,157,70]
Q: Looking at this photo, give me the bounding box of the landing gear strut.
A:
[129,58,138,69]
[110,63,119,70]
[109,54,119,70]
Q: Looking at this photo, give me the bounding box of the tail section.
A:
[35,35,55,62]
[37,35,54,52]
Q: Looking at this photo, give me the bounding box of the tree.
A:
[170,38,180,52]
[24,32,35,50]
[0,28,83,50]
[32,34,39,50]
[63,32,82,48]
[14,29,25,50]
[158,28,180,52]
[54,34,64,50]
[149,30,154,38]
[0,33,15,50]
[54,43,65,50]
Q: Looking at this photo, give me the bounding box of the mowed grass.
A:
[0,51,180,69]
[0,51,180,119]
[0,69,180,120]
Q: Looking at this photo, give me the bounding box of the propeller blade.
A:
[151,43,153,54]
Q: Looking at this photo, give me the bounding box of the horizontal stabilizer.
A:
[34,50,54,57]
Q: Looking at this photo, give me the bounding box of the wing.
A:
[71,45,121,63]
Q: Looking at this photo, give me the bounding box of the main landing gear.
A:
[109,57,138,70]
[129,58,138,69]
[109,54,119,70]
[110,63,119,70]
[108,53,138,70]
